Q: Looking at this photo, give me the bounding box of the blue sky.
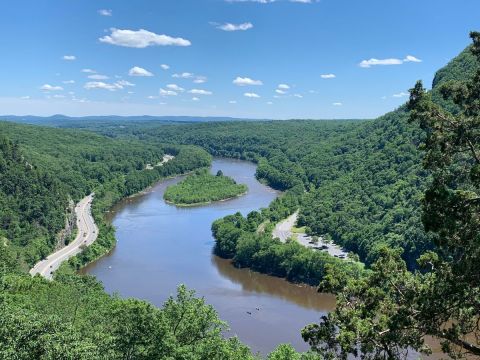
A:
[0,0,479,119]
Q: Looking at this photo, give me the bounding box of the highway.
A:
[30,194,98,280]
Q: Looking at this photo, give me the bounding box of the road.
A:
[272,211,298,242]
[30,194,98,280]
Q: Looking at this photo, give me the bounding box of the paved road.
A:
[30,194,98,280]
[272,211,298,242]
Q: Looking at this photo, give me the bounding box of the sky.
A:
[0,0,479,119]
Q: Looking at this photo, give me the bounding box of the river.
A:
[82,158,336,355]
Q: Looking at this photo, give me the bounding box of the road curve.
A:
[30,194,98,280]
[272,211,299,243]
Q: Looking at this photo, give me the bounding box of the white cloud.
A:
[192,97,200,101]
[293,94,303,98]
[88,74,109,80]
[129,66,154,77]
[99,28,191,48]
[40,84,63,91]
[193,76,207,84]
[333,102,343,106]
[404,55,422,63]
[359,58,403,68]
[229,100,237,104]
[63,80,75,84]
[147,95,158,99]
[84,80,133,91]
[159,88,178,96]
[173,72,194,79]
[189,89,213,95]
[321,73,336,79]
[360,55,422,68]
[275,89,287,94]
[267,101,273,105]
[116,80,135,87]
[166,84,185,92]
[52,94,65,99]
[98,9,112,16]
[393,91,409,98]
[82,69,96,74]
[244,92,260,98]
[160,64,170,70]
[217,22,253,31]
[84,81,120,91]
[233,77,263,86]
[62,55,76,61]
[278,84,290,89]
[20,96,30,100]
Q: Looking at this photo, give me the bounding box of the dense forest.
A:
[164,169,248,205]
[66,47,476,271]
[1,35,480,359]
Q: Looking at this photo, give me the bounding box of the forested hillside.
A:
[68,46,478,270]
[0,121,211,271]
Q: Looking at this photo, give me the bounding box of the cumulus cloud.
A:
[62,55,76,61]
[360,55,422,68]
[404,55,422,63]
[217,22,253,31]
[159,88,178,96]
[40,84,63,91]
[98,9,112,16]
[166,84,185,92]
[192,97,200,101]
[278,84,290,89]
[244,92,260,98]
[321,73,336,79]
[116,80,135,87]
[129,66,154,77]
[82,69,96,74]
[193,76,207,84]
[275,89,287,94]
[99,28,191,48]
[84,81,120,91]
[88,74,109,80]
[233,77,263,86]
[189,89,213,95]
[160,64,170,70]
[172,72,194,79]
[84,79,134,91]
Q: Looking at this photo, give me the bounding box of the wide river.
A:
[83,158,336,355]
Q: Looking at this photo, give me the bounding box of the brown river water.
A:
[82,159,336,355]
[82,158,447,358]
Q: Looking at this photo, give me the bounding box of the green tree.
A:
[302,31,480,359]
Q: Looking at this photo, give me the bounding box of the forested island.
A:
[164,169,248,206]
[1,32,480,360]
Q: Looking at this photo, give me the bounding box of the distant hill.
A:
[0,114,268,127]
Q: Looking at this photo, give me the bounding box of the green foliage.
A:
[301,32,480,360]
[212,197,363,286]
[0,273,256,359]
[164,169,247,205]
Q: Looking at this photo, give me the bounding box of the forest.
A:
[1,35,480,359]
[164,169,248,206]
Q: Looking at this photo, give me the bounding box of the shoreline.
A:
[164,190,248,207]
